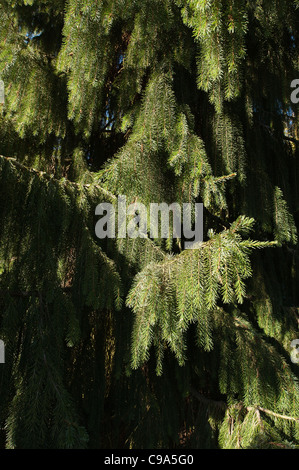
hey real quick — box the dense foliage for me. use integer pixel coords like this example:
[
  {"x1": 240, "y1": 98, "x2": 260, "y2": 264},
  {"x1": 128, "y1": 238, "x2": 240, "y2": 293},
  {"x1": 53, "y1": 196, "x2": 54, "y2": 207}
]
[{"x1": 0, "y1": 0, "x2": 298, "y2": 449}]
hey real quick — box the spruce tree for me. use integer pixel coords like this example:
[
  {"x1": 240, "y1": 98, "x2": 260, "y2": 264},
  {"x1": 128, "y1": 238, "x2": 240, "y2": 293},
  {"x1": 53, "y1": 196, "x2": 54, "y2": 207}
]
[{"x1": 0, "y1": 0, "x2": 298, "y2": 449}]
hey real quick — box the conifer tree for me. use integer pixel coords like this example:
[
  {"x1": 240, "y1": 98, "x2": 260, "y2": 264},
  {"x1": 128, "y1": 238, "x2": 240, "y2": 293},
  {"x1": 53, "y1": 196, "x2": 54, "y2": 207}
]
[{"x1": 0, "y1": 0, "x2": 298, "y2": 449}]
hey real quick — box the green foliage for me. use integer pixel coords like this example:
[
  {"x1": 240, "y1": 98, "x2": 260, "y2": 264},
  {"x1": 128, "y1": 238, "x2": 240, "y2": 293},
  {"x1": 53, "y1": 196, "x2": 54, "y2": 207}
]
[
  {"x1": 127, "y1": 217, "x2": 276, "y2": 373},
  {"x1": 0, "y1": 0, "x2": 298, "y2": 450}
]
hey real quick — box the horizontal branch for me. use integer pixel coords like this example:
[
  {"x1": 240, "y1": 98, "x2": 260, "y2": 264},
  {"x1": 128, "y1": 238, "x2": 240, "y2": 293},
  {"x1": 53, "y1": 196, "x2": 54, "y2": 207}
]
[
  {"x1": 282, "y1": 135, "x2": 299, "y2": 144},
  {"x1": 0, "y1": 155, "x2": 117, "y2": 201},
  {"x1": 246, "y1": 406, "x2": 299, "y2": 423},
  {"x1": 190, "y1": 388, "x2": 227, "y2": 410},
  {"x1": 191, "y1": 388, "x2": 299, "y2": 423},
  {"x1": 203, "y1": 206, "x2": 231, "y2": 230},
  {"x1": 258, "y1": 122, "x2": 299, "y2": 145},
  {"x1": 0, "y1": 287, "x2": 72, "y2": 298}
]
